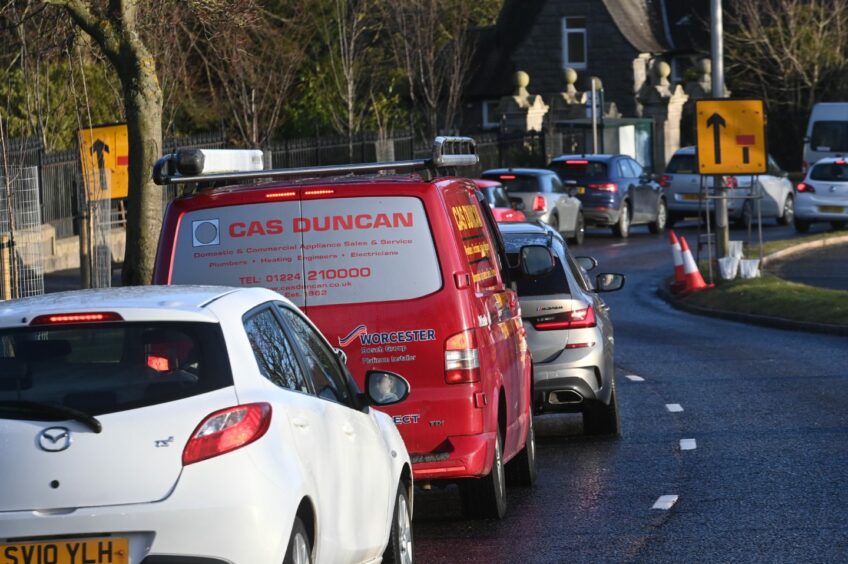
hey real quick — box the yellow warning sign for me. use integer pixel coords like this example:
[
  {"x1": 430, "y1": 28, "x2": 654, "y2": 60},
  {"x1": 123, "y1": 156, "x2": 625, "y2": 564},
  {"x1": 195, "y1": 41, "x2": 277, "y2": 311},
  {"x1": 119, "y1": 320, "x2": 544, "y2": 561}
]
[
  {"x1": 695, "y1": 99, "x2": 767, "y2": 175},
  {"x1": 78, "y1": 123, "x2": 129, "y2": 200}
]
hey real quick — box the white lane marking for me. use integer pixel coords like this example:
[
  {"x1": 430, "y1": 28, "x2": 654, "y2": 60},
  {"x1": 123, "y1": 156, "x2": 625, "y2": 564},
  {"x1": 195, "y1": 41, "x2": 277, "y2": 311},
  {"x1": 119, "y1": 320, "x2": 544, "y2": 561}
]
[
  {"x1": 680, "y1": 439, "x2": 697, "y2": 450},
  {"x1": 611, "y1": 242, "x2": 628, "y2": 247},
  {"x1": 652, "y1": 495, "x2": 679, "y2": 510},
  {"x1": 625, "y1": 374, "x2": 645, "y2": 382},
  {"x1": 666, "y1": 403, "x2": 684, "y2": 412}
]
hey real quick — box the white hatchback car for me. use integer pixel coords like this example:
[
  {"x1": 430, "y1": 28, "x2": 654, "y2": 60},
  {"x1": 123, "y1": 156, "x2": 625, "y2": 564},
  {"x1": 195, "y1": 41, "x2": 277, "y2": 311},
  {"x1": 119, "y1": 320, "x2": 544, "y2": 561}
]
[
  {"x1": 0, "y1": 286, "x2": 413, "y2": 564},
  {"x1": 794, "y1": 157, "x2": 848, "y2": 232}
]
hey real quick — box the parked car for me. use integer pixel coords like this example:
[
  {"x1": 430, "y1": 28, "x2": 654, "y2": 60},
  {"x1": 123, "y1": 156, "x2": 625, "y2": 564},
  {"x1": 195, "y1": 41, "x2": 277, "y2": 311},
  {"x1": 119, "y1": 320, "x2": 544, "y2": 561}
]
[
  {"x1": 802, "y1": 102, "x2": 848, "y2": 174},
  {"x1": 152, "y1": 139, "x2": 535, "y2": 520},
  {"x1": 472, "y1": 179, "x2": 526, "y2": 222},
  {"x1": 499, "y1": 221, "x2": 625, "y2": 436},
  {"x1": 794, "y1": 157, "x2": 848, "y2": 232},
  {"x1": 480, "y1": 168, "x2": 584, "y2": 244},
  {"x1": 548, "y1": 154, "x2": 666, "y2": 238},
  {"x1": 0, "y1": 285, "x2": 413, "y2": 564},
  {"x1": 660, "y1": 146, "x2": 795, "y2": 227}
]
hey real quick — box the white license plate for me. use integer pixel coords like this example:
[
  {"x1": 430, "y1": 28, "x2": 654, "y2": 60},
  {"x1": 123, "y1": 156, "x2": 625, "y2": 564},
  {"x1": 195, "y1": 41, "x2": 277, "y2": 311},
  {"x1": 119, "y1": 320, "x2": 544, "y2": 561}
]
[{"x1": 819, "y1": 205, "x2": 845, "y2": 213}]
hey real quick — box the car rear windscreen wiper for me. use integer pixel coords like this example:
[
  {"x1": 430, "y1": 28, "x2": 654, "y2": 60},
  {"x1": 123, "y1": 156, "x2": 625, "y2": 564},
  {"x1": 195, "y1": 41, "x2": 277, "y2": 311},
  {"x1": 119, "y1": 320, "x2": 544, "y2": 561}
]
[{"x1": 0, "y1": 400, "x2": 103, "y2": 433}]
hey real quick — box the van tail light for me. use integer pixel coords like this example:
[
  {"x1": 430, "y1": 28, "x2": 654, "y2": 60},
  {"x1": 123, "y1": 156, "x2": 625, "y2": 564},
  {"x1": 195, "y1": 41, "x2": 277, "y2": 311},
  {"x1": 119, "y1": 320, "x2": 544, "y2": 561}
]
[
  {"x1": 532, "y1": 195, "x2": 546, "y2": 212},
  {"x1": 589, "y1": 183, "x2": 617, "y2": 192},
  {"x1": 722, "y1": 176, "x2": 738, "y2": 189},
  {"x1": 796, "y1": 182, "x2": 815, "y2": 193},
  {"x1": 445, "y1": 329, "x2": 480, "y2": 384},
  {"x1": 183, "y1": 403, "x2": 272, "y2": 465},
  {"x1": 658, "y1": 175, "x2": 671, "y2": 188},
  {"x1": 531, "y1": 306, "x2": 596, "y2": 330}
]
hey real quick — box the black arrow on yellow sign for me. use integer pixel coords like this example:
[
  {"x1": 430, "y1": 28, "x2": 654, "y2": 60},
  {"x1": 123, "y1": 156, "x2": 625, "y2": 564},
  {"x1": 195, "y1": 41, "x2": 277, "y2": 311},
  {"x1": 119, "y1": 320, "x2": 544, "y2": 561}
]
[{"x1": 706, "y1": 112, "x2": 726, "y2": 164}]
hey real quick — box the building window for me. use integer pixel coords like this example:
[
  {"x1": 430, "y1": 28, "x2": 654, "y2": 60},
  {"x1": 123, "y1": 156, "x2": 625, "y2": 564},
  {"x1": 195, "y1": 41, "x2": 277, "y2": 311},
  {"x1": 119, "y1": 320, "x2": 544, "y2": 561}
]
[
  {"x1": 562, "y1": 17, "x2": 587, "y2": 70},
  {"x1": 482, "y1": 100, "x2": 501, "y2": 129}
]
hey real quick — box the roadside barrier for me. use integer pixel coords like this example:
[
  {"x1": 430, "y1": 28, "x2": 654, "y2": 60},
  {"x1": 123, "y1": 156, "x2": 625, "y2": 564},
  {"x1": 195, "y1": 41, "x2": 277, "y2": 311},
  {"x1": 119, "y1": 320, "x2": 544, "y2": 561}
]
[
  {"x1": 679, "y1": 236, "x2": 714, "y2": 294},
  {"x1": 668, "y1": 230, "x2": 686, "y2": 293}
]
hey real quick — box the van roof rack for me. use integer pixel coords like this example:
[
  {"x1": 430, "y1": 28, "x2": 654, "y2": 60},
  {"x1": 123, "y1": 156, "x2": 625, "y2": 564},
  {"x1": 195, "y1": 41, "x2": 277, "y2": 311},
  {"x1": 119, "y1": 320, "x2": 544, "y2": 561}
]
[{"x1": 152, "y1": 136, "x2": 478, "y2": 186}]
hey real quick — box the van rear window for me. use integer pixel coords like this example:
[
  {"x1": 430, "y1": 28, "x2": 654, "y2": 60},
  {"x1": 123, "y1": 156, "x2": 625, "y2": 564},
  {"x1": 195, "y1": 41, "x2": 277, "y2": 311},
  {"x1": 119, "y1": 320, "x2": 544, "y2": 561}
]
[
  {"x1": 811, "y1": 121, "x2": 848, "y2": 152},
  {"x1": 170, "y1": 197, "x2": 442, "y2": 307}
]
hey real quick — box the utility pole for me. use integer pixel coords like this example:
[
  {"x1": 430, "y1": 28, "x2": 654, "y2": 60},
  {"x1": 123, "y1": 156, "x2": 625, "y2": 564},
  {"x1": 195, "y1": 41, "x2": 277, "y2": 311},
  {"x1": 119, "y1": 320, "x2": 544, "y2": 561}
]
[{"x1": 711, "y1": 0, "x2": 729, "y2": 258}]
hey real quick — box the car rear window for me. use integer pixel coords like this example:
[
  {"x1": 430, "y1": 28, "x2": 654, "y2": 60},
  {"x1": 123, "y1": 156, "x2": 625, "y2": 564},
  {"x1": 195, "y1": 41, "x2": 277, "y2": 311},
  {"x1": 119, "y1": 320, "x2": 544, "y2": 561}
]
[
  {"x1": 0, "y1": 322, "x2": 232, "y2": 416},
  {"x1": 484, "y1": 174, "x2": 543, "y2": 193},
  {"x1": 481, "y1": 185, "x2": 511, "y2": 208},
  {"x1": 810, "y1": 162, "x2": 848, "y2": 181},
  {"x1": 549, "y1": 160, "x2": 608, "y2": 180},
  {"x1": 171, "y1": 196, "x2": 442, "y2": 307},
  {"x1": 502, "y1": 234, "x2": 571, "y2": 296},
  {"x1": 811, "y1": 121, "x2": 848, "y2": 152},
  {"x1": 666, "y1": 154, "x2": 697, "y2": 174}
]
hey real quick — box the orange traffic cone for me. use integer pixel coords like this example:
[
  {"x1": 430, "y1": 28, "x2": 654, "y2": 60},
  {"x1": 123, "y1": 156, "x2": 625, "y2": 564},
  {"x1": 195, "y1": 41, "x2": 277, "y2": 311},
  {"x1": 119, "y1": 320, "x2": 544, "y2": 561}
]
[
  {"x1": 668, "y1": 230, "x2": 686, "y2": 294},
  {"x1": 678, "y1": 236, "x2": 714, "y2": 295}
]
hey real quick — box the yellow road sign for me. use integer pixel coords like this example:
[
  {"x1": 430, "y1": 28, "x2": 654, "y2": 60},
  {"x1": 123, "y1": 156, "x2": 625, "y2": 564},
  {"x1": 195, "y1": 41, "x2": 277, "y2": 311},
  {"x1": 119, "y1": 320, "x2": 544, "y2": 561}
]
[
  {"x1": 695, "y1": 99, "x2": 767, "y2": 175},
  {"x1": 78, "y1": 123, "x2": 129, "y2": 201}
]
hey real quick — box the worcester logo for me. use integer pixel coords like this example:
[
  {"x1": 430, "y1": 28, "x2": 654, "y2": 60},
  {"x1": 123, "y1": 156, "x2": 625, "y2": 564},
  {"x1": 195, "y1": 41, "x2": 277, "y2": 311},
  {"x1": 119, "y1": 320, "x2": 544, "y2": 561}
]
[{"x1": 338, "y1": 325, "x2": 436, "y2": 348}]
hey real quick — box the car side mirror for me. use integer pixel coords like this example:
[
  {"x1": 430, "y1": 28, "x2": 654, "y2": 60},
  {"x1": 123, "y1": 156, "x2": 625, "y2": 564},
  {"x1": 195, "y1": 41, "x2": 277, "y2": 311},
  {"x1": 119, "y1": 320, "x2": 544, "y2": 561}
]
[
  {"x1": 595, "y1": 273, "x2": 625, "y2": 292},
  {"x1": 509, "y1": 196, "x2": 525, "y2": 211},
  {"x1": 575, "y1": 256, "x2": 598, "y2": 271},
  {"x1": 365, "y1": 370, "x2": 410, "y2": 406},
  {"x1": 520, "y1": 245, "x2": 555, "y2": 277}
]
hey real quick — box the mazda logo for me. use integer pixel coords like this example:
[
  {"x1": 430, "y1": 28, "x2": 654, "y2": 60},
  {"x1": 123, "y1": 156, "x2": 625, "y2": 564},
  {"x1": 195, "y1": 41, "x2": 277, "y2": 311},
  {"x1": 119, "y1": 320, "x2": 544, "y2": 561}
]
[{"x1": 38, "y1": 427, "x2": 72, "y2": 452}]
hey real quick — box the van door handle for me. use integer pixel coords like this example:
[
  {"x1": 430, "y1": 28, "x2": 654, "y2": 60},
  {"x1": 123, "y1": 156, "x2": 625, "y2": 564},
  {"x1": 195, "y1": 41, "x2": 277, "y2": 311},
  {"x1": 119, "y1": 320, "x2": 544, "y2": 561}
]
[{"x1": 292, "y1": 417, "x2": 309, "y2": 429}]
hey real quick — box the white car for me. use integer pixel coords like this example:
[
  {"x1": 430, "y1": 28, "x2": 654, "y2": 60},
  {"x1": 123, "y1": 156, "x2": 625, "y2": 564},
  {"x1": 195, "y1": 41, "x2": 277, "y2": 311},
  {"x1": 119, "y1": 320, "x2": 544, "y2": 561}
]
[
  {"x1": 794, "y1": 157, "x2": 848, "y2": 232},
  {"x1": 0, "y1": 286, "x2": 413, "y2": 564}
]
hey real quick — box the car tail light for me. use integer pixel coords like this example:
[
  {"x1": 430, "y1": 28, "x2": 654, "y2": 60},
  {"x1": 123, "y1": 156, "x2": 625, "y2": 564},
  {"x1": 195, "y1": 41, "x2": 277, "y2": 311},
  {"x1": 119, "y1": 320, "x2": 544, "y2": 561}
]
[
  {"x1": 796, "y1": 182, "x2": 815, "y2": 193},
  {"x1": 658, "y1": 175, "x2": 671, "y2": 188},
  {"x1": 532, "y1": 194, "x2": 546, "y2": 212},
  {"x1": 183, "y1": 403, "x2": 272, "y2": 465},
  {"x1": 445, "y1": 329, "x2": 480, "y2": 384},
  {"x1": 837, "y1": 160, "x2": 846, "y2": 165},
  {"x1": 722, "y1": 176, "x2": 738, "y2": 189},
  {"x1": 531, "y1": 306, "x2": 596, "y2": 330},
  {"x1": 30, "y1": 312, "x2": 123, "y2": 325},
  {"x1": 589, "y1": 183, "x2": 617, "y2": 192}
]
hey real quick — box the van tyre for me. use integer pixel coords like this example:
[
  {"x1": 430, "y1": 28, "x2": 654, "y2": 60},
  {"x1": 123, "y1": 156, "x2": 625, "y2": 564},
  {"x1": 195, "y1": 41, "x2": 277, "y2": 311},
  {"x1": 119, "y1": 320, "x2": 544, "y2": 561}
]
[
  {"x1": 612, "y1": 201, "x2": 630, "y2": 238},
  {"x1": 383, "y1": 483, "x2": 414, "y2": 564},
  {"x1": 283, "y1": 517, "x2": 312, "y2": 564},
  {"x1": 505, "y1": 414, "x2": 537, "y2": 487},
  {"x1": 583, "y1": 381, "x2": 621, "y2": 437},
  {"x1": 649, "y1": 199, "x2": 667, "y2": 234},
  {"x1": 778, "y1": 195, "x2": 794, "y2": 225},
  {"x1": 460, "y1": 431, "x2": 507, "y2": 519},
  {"x1": 794, "y1": 217, "x2": 811, "y2": 233},
  {"x1": 570, "y1": 212, "x2": 585, "y2": 245}
]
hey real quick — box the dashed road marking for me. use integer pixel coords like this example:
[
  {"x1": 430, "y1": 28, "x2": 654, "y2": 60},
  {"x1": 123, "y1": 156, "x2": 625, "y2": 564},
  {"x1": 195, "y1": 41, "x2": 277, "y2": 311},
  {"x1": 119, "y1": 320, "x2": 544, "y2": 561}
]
[
  {"x1": 652, "y1": 495, "x2": 679, "y2": 510},
  {"x1": 611, "y1": 242, "x2": 628, "y2": 247},
  {"x1": 625, "y1": 374, "x2": 645, "y2": 382},
  {"x1": 680, "y1": 439, "x2": 697, "y2": 450},
  {"x1": 666, "y1": 403, "x2": 684, "y2": 412}
]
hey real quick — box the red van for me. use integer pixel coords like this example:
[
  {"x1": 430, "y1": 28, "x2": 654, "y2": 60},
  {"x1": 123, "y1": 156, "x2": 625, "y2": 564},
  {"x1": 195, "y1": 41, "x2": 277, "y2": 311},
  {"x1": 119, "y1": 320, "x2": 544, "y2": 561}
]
[{"x1": 152, "y1": 138, "x2": 535, "y2": 518}]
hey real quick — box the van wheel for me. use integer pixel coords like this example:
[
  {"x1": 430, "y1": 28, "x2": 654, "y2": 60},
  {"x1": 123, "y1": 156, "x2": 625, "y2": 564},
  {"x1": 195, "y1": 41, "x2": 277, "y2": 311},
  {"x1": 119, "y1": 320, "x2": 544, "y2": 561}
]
[
  {"x1": 777, "y1": 195, "x2": 794, "y2": 225},
  {"x1": 612, "y1": 201, "x2": 630, "y2": 238},
  {"x1": 583, "y1": 382, "x2": 620, "y2": 437},
  {"x1": 505, "y1": 414, "x2": 537, "y2": 487},
  {"x1": 570, "y1": 212, "x2": 585, "y2": 245},
  {"x1": 382, "y1": 483, "x2": 414, "y2": 564},
  {"x1": 283, "y1": 517, "x2": 312, "y2": 564},
  {"x1": 460, "y1": 431, "x2": 507, "y2": 519},
  {"x1": 649, "y1": 199, "x2": 667, "y2": 234},
  {"x1": 794, "y1": 217, "x2": 811, "y2": 233}
]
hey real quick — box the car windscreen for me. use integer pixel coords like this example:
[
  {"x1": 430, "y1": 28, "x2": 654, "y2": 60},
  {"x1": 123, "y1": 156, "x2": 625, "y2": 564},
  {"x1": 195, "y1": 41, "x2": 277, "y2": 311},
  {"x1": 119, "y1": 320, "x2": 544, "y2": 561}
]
[
  {"x1": 481, "y1": 186, "x2": 511, "y2": 208},
  {"x1": 171, "y1": 196, "x2": 442, "y2": 307},
  {"x1": 548, "y1": 161, "x2": 608, "y2": 180},
  {"x1": 811, "y1": 121, "x2": 848, "y2": 152},
  {"x1": 810, "y1": 162, "x2": 848, "y2": 181},
  {"x1": 0, "y1": 322, "x2": 232, "y2": 416},
  {"x1": 666, "y1": 154, "x2": 697, "y2": 174},
  {"x1": 484, "y1": 174, "x2": 543, "y2": 193}
]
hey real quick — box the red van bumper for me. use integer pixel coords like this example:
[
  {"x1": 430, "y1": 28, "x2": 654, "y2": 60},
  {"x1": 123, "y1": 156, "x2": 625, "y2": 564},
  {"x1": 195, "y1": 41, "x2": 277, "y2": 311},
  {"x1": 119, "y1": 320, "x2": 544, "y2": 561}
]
[{"x1": 411, "y1": 431, "x2": 496, "y2": 480}]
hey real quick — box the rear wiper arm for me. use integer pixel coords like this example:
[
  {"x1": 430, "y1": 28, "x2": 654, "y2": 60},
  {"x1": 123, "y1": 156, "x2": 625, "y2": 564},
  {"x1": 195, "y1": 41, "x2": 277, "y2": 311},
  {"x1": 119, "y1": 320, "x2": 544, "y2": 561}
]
[{"x1": 0, "y1": 400, "x2": 103, "y2": 433}]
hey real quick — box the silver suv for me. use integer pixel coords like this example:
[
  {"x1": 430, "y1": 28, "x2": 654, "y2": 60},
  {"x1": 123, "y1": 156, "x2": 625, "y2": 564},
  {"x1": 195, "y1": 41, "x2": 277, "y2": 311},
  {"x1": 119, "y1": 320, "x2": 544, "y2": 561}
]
[
  {"x1": 500, "y1": 221, "x2": 625, "y2": 436},
  {"x1": 662, "y1": 146, "x2": 795, "y2": 227}
]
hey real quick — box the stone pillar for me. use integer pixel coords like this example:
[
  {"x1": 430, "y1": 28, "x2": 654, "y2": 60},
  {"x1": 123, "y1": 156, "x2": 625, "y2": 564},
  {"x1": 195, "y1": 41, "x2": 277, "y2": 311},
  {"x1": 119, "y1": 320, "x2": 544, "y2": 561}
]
[
  {"x1": 499, "y1": 71, "x2": 549, "y2": 133},
  {"x1": 681, "y1": 58, "x2": 731, "y2": 146},
  {"x1": 548, "y1": 68, "x2": 587, "y2": 122},
  {"x1": 636, "y1": 60, "x2": 689, "y2": 171},
  {"x1": 633, "y1": 53, "x2": 652, "y2": 117}
]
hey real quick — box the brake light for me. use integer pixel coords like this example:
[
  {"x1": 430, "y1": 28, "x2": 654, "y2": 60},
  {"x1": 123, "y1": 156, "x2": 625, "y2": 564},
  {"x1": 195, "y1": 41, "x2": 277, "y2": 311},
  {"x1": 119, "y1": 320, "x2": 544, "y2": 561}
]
[
  {"x1": 304, "y1": 188, "x2": 335, "y2": 197},
  {"x1": 837, "y1": 160, "x2": 846, "y2": 165},
  {"x1": 797, "y1": 182, "x2": 815, "y2": 193},
  {"x1": 566, "y1": 160, "x2": 589, "y2": 165},
  {"x1": 532, "y1": 306, "x2": 596, "y2": 330},
  {"x1": 589, "y1": 183, "x2": 617, "y2": 192},
  {"x1": 499, "y1": 175, "x2": 516, "y2": 180},
  {"x1": 722, "y1": 176, "x2": 738, "y2": 189},
  {"x1": 30, "y1": 312, "x2": 123, "y2": 325},
  {"x1": 183, "y1": 403, "x2": 272, "y2": 465},
  {"x1": 532, "y1": 194, "x2": 546, "y2": 212},
  {"x1": 264, "y1": 191, "x2": 297, "y2": 199},
  {"x1": 445, "y1": 329, "x2": 480, "y2": 384},
  {"x1": 658, "y1": 175, "x2": 671, "y2": 188}
]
